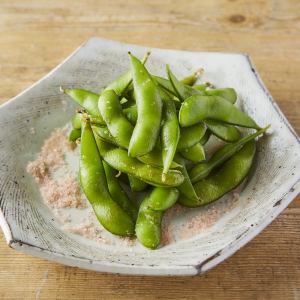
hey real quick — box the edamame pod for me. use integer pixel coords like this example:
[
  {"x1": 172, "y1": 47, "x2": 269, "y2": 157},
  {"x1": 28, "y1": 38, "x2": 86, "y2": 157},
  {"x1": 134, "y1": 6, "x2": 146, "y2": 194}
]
[
  {"x1": 93, "y1": 126, "x2": 179, "y2": 169},
  {"x1": 190, "y1": 126, "x2": 269, "y2": 183},
  {"x1": 181, "y1": 140, "x2": 256, "y2": 207},
  {"x1": 153, "y1": 75, "x2": 176, "y2": 96},
  {"x1": 175, "y1": 156, "x2": 198, "y2": 204},
  {"x1": 121, "y1": 92, "x2": 136, "y2": 108},
  {"x1": 205, "y1": 88, "x2": 237, "y2": 104},
  {"x1": 205, "y1": 119, "x2": 241, "y2": 142},
  {"x1": 69, "y1": 128, "x2": 81, "y2": 142},
  {"x1": 136, "y1": 210, "x2": 162, "y2": 249},
  {"x1": 154, "y1": 69, "x2": 202, "y2": 97},
  {"x1": 138, "y1": 147, "x2": 181, "y2": 169},
  {"x1": 136, "y1": 187, "x2": 179, "y2": 249},
  {"x1": 158, "y1": 86, "x2": 179, "y2": 104},
  {"x1": 180, "y1": 69, "x2": 203, "y2": 86},
  {"x1": 199, "y1": 130, "x2": 211, "y2": 145},
  {"x1": 98, "y1": 89, "x2": 133, "y2": 149},
  {"x1": 161, "y1": 100, "x2": 180, "y2": 174},
  {"x1": 103, "y1": 161, "x2": 138, "y2": 221},
  {"x1": 123, "y1": 105, "x2": 137, "y2": 124},
  {"x1": 95, "y1": 137, "x2": 184, "y2": 187},
  {"x1": 177, "y1": 122, "x2": 206, "y2": 151},
  {"x1": 64, "y1": 89, "x2": 105, "y2": 124},
  {"x1": 80, "y1": 119, "x2": 134, "y2": 236},
  {"x1": 180, "y1": 143, "x2": 206, "y2": 163},
  {"x1": 72, "y1": 112, "x2": 104, "y2": 129},
  {"x1": 92, "y1": 125, "x2": 118, "y2": 146},
  {"x1": 167, "y1": 65, "x2": 202, "y2": 101},
  {"x1": 146, "y1": 187, "x2": 179, "y2": 211},
  {"x1": 179, "y1": 95, "x2": 260, "y2": 129},
  {"x1": 194, "y1": 82, "x2": 211, "y2": 91},
  {"x1": 128, "y1": 175, "x2": 148, "y2": 192},
  {"x1": 72, "y1": 113, "x2": 82, "y2": 129},
  {"x1": 128, "y1": 53, "x2": 162, "y2": 157},
  {"x1": 104, "y1": 52, "x2": 150, "y2": 96}
]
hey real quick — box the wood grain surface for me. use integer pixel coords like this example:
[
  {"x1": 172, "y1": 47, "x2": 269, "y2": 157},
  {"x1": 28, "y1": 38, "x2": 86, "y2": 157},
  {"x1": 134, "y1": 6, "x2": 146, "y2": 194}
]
[{"x1": 0, "y1": 0, "x2": 299, "y2": 299}]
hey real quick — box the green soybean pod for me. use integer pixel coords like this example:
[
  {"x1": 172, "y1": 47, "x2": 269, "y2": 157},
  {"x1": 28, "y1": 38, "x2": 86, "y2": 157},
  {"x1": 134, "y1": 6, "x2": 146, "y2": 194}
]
[
  {"x1": 166, "y1": 65, "x2": 203, "y2": 101},
  {"x1": 177, "y1": 122, "x2": 206, "y2": 151},
  {"x1": 69, "y1": 128, "x2": 81, "y2": 142},
  {"x1": 180, "y1": 69, "x2": 203, "y2": 86},
  {"x1": 180, "y1": 143, "x2": 206, "y2": 163},
  {"x1": 146, "y1": 187, "x2": 179, "y2": 211},
  {"x1": 128, "y1": 175, "x2": 148, "y2": 192},
  {"x1": 103, "y1": 161, "x2": 138, "y2": 221},
  {"x1": 92, "y1": 125, "x2": 118, "y2": 146},
  {"x1": 153, "y1": 73, "x2": 198, "y2": 97},
  {"x1": 194, "y1": 82, "x2": 212, "y2": 91},
  {"x1": 128, "y1": 53, "x2": 162, "y2": 157},
  {"x1": 153, "y1": 75, "x2": 176, "y2": 96},
  {"x1": 123, "y1": 105, "x2": 137, "y2": 125},
  {"x1": 98, "y1": 89, "x2": 133, "y2": 149},
  {"x1": 138, "y1": 147, "x2": 181, "y2": 169},
  {"x1": 182, "y1": 140, "x2": 256, "y2": 207},
  {"x1": 205, "y1": 88, "x2": 237, "y2": 104},
  {"x1": 93, "y1": 126, "x2": 180, "y2": 169},
  {"x1": 175, "y1": 156, "x2": 198, "y2": 204},
  {"x1": 199, "y1": 130, "x2": 211, "y2": 145},
  {"x1": 158, "y1": 85, "x2": 180, "y2": 104},
  {"x1": 179, "y1": 95, "x2": 260, "y2": 129},
  {"x1": 104, "y1": 52, "x2": 150, "y2": 96},
  {"x1": 72, "y1": 113, "x2": 82, "y2": 129},
  {"x1": 95, "y1": 137, "x2": 185, "y2": 187},
  {"x1": 136, "y1": 187, "x2": 179, "y2": 249},
  {"x1": 205, "y1": 119, "x2": 241, "y2": 142},
  {"x1": 121, "y1": 91, "x2": 136, "y2": 108},
  {"x1": 158, "y1": 86, "x2": 182, "y2": 111},
  {"x1": 190, "y1": 126, "x2": 269, "y2": 183},
  {"x1": 80, "y1": 119, "x2": 134, "y2": 236},
  {"x1": 64, "y1": 89, "x2": 105, "y2": 124},
  {"x1": 161, "y1": 100, "x2": 180, "y2": 174},
  {"x1": 72, "y1": 112, "x2": 104, "y2": 129}
]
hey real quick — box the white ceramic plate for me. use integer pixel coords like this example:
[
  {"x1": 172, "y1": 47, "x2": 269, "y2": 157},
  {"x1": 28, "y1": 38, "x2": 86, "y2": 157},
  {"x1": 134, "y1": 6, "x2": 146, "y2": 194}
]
[{"x1": 0, "y1": 37, "x2": 299, "y2": 276}]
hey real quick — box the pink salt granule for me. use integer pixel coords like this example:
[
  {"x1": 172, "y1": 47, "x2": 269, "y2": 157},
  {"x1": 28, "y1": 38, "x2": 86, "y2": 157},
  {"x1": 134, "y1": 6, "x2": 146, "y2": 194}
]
[
  {"x1": 26, "y1": 128, "x2": 70, "y2": 183},
  {"x1": 162, "y1": 193, "x2": 240, "y2": 245},
  {"x1": 26, "y1": 128, "x2": 86, "y2": 209},
  {"x1": 64, "y1": 222, "x2": 109, "y2": 244},
  {"x1": 161, "y1": 204, "x2": 189, "y2": 245},
  {"x1": 40, "y1": 175, "x2": 86, "y2": 209},
  {"x1": 177, "y1": 193, "x2": 240, "y2": 241}
]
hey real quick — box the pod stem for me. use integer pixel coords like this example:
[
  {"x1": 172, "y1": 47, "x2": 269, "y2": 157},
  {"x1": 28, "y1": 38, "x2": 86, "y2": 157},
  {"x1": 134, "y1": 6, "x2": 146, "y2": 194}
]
[{"x1": 194, "y1": 67, "x2": 204, "y2": 78}]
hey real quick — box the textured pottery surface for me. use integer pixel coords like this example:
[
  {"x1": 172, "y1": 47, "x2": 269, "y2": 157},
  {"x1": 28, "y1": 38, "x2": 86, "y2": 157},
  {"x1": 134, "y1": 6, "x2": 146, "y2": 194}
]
[{"x1": 0, "y1": 37, "x2": 299, "y2": 276}]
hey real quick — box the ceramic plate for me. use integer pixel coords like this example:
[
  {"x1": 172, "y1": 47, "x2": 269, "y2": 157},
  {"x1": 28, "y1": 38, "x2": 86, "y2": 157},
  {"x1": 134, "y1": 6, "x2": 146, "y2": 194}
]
[{"x1": 0, "y1": 37, "x2": 299, "y2": 276}]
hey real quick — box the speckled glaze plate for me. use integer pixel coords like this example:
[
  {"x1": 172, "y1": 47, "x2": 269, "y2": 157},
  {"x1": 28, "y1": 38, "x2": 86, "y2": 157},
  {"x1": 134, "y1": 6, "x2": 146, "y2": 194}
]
[{"x1": 0, "y1": 37, "x2": 299, "y2": 276}]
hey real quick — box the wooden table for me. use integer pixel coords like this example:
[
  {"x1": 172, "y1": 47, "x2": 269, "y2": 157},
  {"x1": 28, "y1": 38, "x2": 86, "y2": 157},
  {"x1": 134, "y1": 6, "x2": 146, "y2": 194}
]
[{"x1": 0, "y1": 1, "x2": 299, "y2": 299}]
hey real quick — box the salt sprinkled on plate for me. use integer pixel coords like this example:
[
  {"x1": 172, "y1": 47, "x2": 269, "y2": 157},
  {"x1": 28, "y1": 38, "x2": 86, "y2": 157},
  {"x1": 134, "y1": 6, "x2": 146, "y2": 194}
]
[
  {"x1": 64, "y1": 222, "x2": 109, "y2": 244},
  {"x1": 40, "y1": 175, "x2": 86, "y2": 209},
  {"x1": 27, "y1": 128, "x2": 69, "y2": 183}
]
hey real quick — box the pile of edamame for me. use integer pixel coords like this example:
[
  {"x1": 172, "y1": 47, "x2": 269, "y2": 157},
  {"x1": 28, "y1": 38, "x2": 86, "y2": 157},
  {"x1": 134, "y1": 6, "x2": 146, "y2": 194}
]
[{"x1": 65, "y1": 52, "x2": 269, "y2": 249}]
